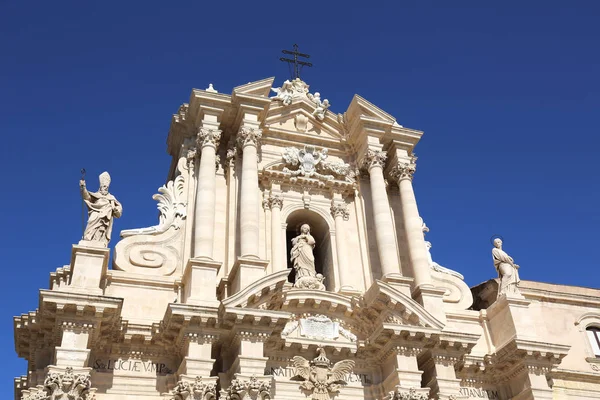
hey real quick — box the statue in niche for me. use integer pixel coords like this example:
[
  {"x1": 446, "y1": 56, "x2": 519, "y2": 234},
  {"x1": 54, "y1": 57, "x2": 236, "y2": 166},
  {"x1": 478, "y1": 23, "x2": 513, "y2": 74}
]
[
  {"x1": 80, "y1": 172, "x2": 122, "y2": 246},
  {"x1": 492, "y1": 238, "x2": 521, "y2": 298},
  {"x1": 291, "y1": 224, "x2": 325, "y2": 290}
]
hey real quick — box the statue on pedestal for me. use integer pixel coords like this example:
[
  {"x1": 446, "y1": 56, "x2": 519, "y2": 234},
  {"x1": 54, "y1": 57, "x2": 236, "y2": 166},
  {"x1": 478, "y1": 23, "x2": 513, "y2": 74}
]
[
  {"x1": 80, "y1": 172, "x2": 122, "y2": 247},
  {"x1": 291, "y1": 224, "x2": 325, "y2": 290},
  {"x1": 492, "y1": 238, "x2": 521, "y2": 298}
]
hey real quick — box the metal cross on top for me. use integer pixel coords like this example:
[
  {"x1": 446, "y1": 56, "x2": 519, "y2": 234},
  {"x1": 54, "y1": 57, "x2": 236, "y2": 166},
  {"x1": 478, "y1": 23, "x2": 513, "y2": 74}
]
[{"x1": 280, "y1": 44, "x2": 313, "y2": 80}]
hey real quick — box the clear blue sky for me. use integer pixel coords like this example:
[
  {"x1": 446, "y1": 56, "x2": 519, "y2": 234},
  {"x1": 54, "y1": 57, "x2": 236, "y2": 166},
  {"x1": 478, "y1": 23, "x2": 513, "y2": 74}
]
[{"x1": 2, "y1": 0, "x2": 599, "y2": 390}]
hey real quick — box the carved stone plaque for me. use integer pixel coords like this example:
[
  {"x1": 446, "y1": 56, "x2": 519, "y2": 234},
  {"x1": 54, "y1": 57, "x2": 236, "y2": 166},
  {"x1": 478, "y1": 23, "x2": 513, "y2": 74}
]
[{"x1": 299, "y1": 315, "x2": 339, "y2": 339}]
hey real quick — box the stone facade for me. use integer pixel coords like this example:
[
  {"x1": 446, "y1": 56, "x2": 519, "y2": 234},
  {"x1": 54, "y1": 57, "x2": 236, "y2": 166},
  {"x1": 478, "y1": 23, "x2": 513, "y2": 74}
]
[{"x1": 13, "y1": 77, "x2": 600, "y2": 400}]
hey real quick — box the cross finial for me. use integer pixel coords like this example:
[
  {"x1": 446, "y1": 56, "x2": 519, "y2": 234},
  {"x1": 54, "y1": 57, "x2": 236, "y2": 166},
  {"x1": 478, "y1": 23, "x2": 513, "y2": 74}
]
[{"x1": 280, "y1": 44, "x2": 313, "y2": 80}]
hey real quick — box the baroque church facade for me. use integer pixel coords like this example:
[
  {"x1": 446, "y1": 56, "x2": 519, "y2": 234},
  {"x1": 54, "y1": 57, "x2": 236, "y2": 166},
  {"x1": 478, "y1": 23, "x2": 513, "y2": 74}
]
[{"x1": 13, "y1": 77, "x2": 600, "y2": 400}]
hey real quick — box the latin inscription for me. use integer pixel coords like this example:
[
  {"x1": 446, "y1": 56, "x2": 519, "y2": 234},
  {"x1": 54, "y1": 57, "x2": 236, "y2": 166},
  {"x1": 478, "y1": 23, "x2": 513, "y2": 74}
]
[
  {"x1": 459, "y1": 388, "x2": 499, "y2": 399},
  {"x1": 93, "y1": 359, "x2": 173, "y2": 375},
  {"x1": 265, "y1": 367, "x2": 371, "y2": 385}
]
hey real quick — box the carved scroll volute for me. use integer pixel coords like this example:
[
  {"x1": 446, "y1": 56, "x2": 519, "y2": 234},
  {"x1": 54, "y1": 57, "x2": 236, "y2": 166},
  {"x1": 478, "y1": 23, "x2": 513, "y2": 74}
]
[{"x1": 113, "y1": 157, "x2": 190, "y2": 276}]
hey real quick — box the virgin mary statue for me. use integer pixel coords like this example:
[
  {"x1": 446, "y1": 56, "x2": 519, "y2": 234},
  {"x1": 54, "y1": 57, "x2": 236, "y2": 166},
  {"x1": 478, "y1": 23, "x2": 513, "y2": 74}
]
[{"x1": 290, "y1": 224, "x2": 317, "y2": 279}]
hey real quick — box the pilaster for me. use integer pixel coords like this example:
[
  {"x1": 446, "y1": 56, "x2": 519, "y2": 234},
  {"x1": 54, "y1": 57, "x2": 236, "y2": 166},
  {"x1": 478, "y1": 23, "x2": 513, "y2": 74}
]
[
  {"x1": 177, "y1": 332, "x2": 220, "y2": 379},
  {"x1": 230, "y1": 257, "x2": 269, "y2": 294}
]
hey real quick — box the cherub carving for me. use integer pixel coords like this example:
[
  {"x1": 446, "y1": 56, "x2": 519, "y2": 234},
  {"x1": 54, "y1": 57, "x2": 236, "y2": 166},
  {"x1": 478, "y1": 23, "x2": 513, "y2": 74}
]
[
  {"x1": 292, "y1": 347, "x2": 355, "y2": 400},
  {"x1": 307, "y1": 92, "x2": 330, "y2": 121},
  {"x1": 271, "y1": 80, "x2": 294, "y2": 106}
]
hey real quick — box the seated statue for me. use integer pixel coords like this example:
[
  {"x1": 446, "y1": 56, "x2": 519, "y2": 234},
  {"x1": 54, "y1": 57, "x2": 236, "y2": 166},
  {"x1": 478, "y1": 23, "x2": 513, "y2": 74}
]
[{"x1": 290, "y1": 224, "x2": 325, "y2": 290}]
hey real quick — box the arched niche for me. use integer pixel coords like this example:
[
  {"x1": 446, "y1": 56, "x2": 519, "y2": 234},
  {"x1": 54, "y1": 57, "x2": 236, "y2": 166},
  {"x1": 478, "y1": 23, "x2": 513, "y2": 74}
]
[{"x1": 285, "y1": 209, "x2": 334, "y2": 291}]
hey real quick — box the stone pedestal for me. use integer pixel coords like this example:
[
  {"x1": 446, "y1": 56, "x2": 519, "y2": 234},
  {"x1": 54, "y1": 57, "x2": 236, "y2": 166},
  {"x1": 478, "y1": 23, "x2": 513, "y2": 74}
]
[
  {"x1": 486, "y1": 294, "x2": 534, "y2": 347},
  {"x1": 177, "y1": 333, "x2": 219, "y2": 378},
  {"x1": 381, "y1": 275, "x2": 414, "y2": 298},
  {"x1": 382, "y1": 346, "x2": 424, "y2": 393},
  {"x1": 412, "y1": 285, "x2": 447, "y2": 325},
  {"x1": 69, "y1": 242, "x2": 109, "y2": 295},
  {"x1": 230, "y1": 257, "x2": 269, "y2": 294},
  {"x1": 182, "y1": 258, "x2": 222, "y2": 306}
]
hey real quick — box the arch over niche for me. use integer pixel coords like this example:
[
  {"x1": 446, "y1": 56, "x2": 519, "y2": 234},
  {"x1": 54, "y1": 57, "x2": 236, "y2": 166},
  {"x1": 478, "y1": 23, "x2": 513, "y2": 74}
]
[{"x1": 284, "y1": 208, "x2": 334, "y2": 291}]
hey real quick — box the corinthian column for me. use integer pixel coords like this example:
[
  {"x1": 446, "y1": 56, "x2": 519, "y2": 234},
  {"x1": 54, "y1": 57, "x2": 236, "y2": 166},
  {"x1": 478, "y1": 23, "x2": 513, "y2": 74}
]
[
  {"x1": 331, "y1": 202, "x2": 354, "y2": 292},
  {"x1": 362, "y1": 149, "x2": 401, "y2": 278},
  {"x1": 237, "y1": 127, "x2": 262, "y2": 258},
  {"x1": 268, "y1": 194, "x2": 284, "y2": 271},
  {"x1": 193, "y1": 127, "x2": 221, "y2": 259},
  {"x1": 391, "y1": 160, "x2": 432, "y2": 288}
]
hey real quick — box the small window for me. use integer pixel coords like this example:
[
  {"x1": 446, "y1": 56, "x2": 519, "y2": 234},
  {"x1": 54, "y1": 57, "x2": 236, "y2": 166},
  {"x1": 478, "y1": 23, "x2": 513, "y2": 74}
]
[{"x1": 587, "y1": 327, "x2": 600, "y2": 358}]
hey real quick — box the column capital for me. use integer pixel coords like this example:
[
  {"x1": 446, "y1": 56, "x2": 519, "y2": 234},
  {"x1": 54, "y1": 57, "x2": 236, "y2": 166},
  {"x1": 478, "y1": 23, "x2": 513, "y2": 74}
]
[
  {"x1": 390, "y1": 159, "x2": 417, "y2": 182},
  {"x1": 197, "y1": 127, "x2": 222, "y2": 149},
  {"x1": 330, "y1": 202, "x2": 349, "y2": 220},
  {"x1": 237, "y1": 127, "x2": 262, "y2": 149},
  {"x1": 361, "y1": 149, "x2": 387, "y2": 171},
  {"x1": 268, "y1": 194, "x2": 283, "y2": 210}
]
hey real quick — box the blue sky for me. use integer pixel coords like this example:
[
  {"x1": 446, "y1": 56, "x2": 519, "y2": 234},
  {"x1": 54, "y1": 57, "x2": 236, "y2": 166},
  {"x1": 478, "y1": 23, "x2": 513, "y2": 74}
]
[{"x1": 2, "y1": 0, "x2": 599, "y2": 390}]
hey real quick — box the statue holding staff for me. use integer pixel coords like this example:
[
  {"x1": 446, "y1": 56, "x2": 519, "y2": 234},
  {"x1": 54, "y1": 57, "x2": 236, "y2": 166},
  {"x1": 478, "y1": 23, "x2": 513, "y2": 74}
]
[{"x1": 80, "y1": 172, "x2": 122, "y2": 246}]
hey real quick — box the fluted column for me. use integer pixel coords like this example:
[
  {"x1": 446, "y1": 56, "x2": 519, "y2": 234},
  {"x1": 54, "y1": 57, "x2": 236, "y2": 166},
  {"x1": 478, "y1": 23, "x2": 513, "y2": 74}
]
[
  {"x1": 268, "y1": 194, "x2": 284, "y2": 271},
  {"x1": 331, "y1": 202, "x2": 354, "y2": 291},
  {"x1": 363, "y1": 149, "x2": 401, "y2": 278},
  {"x1": 237, "y1": 127, "x2": 262, "y2": 258},
  {"x1": 193, "y1": 127, "x2": 221, "y2": 259},
  {"x1": 391, "y1": 160, "x2": 432, "y2": 288}
]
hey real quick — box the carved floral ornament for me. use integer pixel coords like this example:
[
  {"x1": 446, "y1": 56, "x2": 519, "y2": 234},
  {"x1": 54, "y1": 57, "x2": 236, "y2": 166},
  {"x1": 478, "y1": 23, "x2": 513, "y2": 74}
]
[
  {"x1": 330, "y1": 202, "x2": 349, "y2": 220},
  {"x1": 171, "y1": 376, "x2": 216, "y2": 400},
  {"x1": 221, "y1": 376, "x2": 271, "y2": 400},
  {"x1": 237, "y1": 127, "x2": 263, "y2": 148},
  {"x1": 386, "y1": 387, "x2": 431, "y2": 400},
  {"x1": 196, "y1": 127, "x2": 222, "y2": 149},
  {"x1": 361, "y1": 149, "x2": 387, "y2": 171},
  {"x1": 390, "y1": 161, "x2": 417, "y2": 182},
  {"x1": 22, "y1": 368, "x2": 94, "y2": 400}
]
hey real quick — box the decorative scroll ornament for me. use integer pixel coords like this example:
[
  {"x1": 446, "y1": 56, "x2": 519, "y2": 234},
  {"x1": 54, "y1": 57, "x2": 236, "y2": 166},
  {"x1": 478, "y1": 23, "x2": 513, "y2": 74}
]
[
  {"x1": 292, "y1": 347, "x2": 355, "y2": 400},
  {"x1": 330, "y1": 203, "x2": 349, "y2": 220},
  {"x1": 271, "y1": 79, "x2": 309, "y2": 106},
  {"x1": 386, "y1": 387, "x2": 430, "y2": 400},
  {"x1": 361, "y1": 149, "x2": 387, "y2": 170},
  {"x1": 222, "y1": 376, "x2": 271, "y2": 400},
  {"x1": 44, "y1": 368, "x2": 93, "y2": 400},
  {"x1": 237, "y1": 127, "x2": 263, "y2": 148},
  {"x1": 171, "y1": 376, "x2": 216, "y2": 400},
  {"x1": 114, "y1": 157, "x2": 188, "y2": 276},
  {"x1": 282, "y1": 145, "x2": 353, "y2": 182},
  {"x1": 307, "y1": 92, "x2": 330, "y2": 121},
  {"x1": 422, "y1": 219, "x2": 464, "y2": 280},
  {"x1": 197, "y1": 127, "x2": 222, "y2": 148}
]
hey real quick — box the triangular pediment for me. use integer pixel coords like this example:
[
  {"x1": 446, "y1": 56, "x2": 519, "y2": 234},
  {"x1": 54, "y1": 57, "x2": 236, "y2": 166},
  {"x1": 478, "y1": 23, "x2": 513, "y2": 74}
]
[
  {"x1": 348, "y1": 94, "x2": 396, "y2": 123},
  {"x1": 263, "y1": 101, "x2": 345, "y2": 146},
  {"x1": 232, "y1": 77, "x2": 275, "y2": 97}
]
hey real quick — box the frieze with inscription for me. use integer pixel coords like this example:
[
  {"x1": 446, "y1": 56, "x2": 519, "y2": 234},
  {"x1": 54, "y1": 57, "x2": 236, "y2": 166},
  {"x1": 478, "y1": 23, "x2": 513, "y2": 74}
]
[
  {"x1": 265, "y1": 367, "x2": 371, "y2": 385},
  {"x1": 459, "y1": 387, "x2": 500, "y2": 399},
  {"x1": 93, "y1": 358, "x2": 174, "y2": 375}
]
